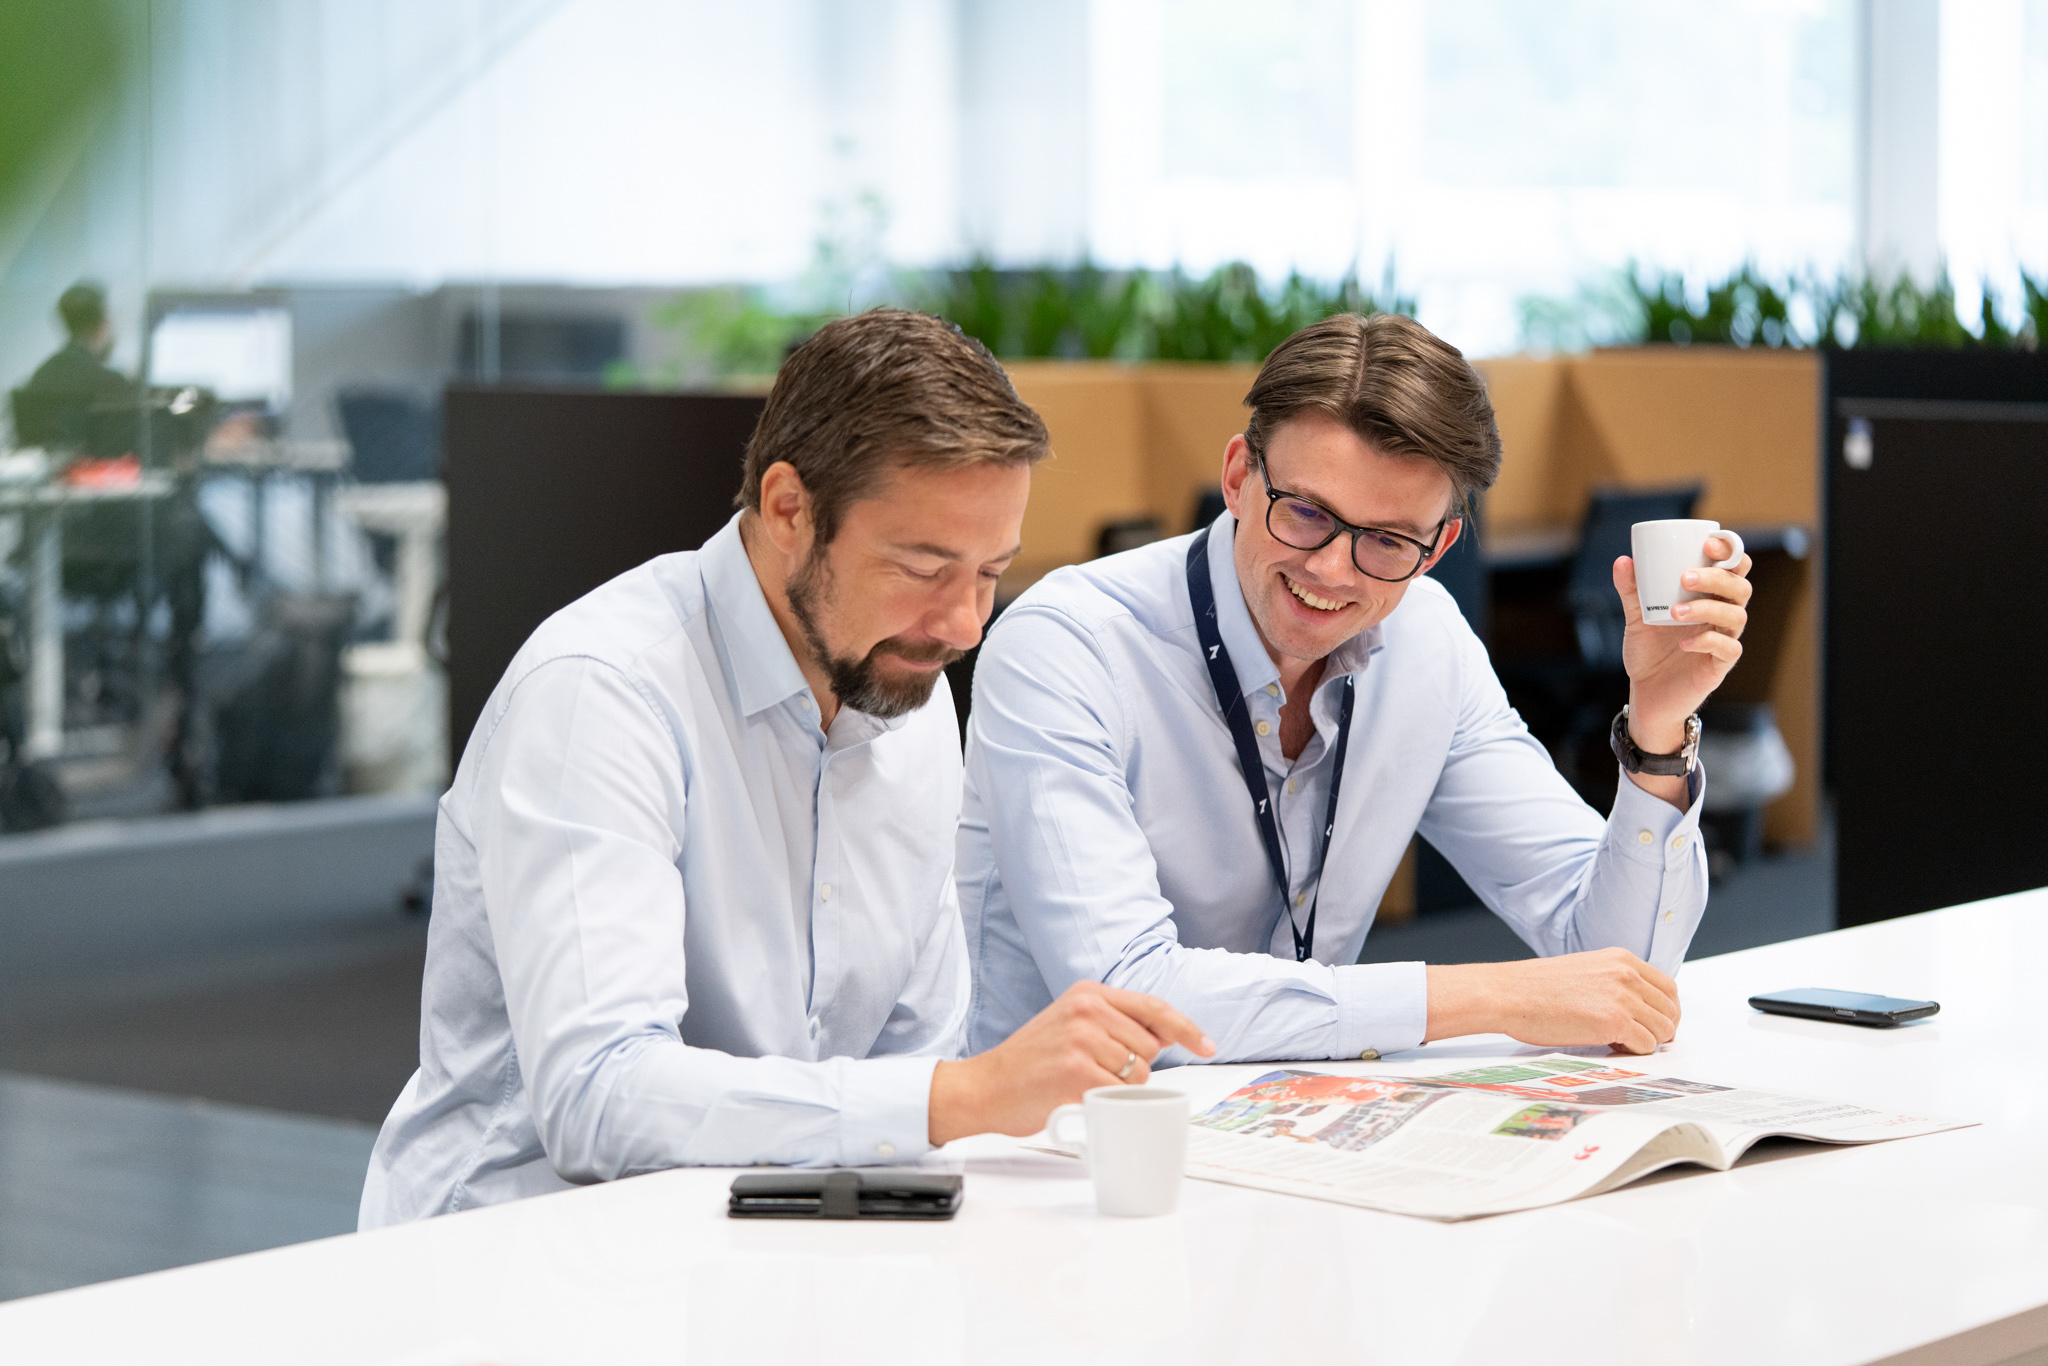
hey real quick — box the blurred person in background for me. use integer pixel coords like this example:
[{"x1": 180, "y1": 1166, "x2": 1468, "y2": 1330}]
[
  {"x1": 10, "y1": 282, "x2": 224, "y2": 811},
  {"x1": 14, "y1": 282, "x2": 130, "y2": 452},
  {"x1": 961, "y1": 312, "x2": 1753, "y2": 1068},
  {"x1": 360, "y1": 310, "x2": 1210, "y2": 1227}
]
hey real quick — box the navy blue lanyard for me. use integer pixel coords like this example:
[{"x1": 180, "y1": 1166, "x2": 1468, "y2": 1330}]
[{"x1": 1185, "y1": 527, "x2": 1354, "y2": 963}]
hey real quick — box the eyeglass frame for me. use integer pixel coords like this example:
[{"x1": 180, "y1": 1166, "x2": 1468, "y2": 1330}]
[{"x1": 1250, "y1": 455, "x2": 1454, "y2": 583}]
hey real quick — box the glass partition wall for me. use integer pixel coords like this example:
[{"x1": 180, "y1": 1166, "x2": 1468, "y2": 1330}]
[{"x1": 6, "y1": 0, "x2": 2047, "y2": 835}]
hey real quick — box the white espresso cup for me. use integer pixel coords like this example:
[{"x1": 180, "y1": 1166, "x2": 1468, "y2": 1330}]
[
  {"x1": 1630, "y1": 520, "x2": 1744, "y2": 625},
  {"x1": 1046, "y1": 1086, "x2": 1188, "y2": 1217}
]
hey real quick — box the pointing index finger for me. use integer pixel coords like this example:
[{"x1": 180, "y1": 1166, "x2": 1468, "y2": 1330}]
[{"x1": 1100, "y1": 985, "x2": 1217, "y2": 1058}]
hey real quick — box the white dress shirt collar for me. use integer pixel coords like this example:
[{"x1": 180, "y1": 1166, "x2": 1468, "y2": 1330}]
[
  {"x1": 698, "y1": 516, "x2": 812, "y2": 717},
  {"x1": 697, "y1": 514, "x2": 910, "y2": 744}
]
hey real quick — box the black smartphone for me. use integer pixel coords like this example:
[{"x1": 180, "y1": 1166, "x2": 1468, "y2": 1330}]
[
  {"x1": 1748, "y1": 988, "x2": 1939, "y2": 1027},
  {"x1": 728, "y1": 1169, "x2": 964, "y2": 1220}
]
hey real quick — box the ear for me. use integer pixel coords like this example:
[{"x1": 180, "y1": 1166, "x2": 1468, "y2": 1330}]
[
  {"x1": 1420, "y1": 518, "x2": 1463, "y2": 571},
  {"x1": 1220, "y1": 435, "x2": 1256, "y2": 520},
  {"x1": 755, "y1": 461, "x2": 814, "y2": 561}
]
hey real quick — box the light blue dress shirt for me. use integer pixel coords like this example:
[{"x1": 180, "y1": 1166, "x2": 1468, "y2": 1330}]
[
  {"x1": 958, "y1": 513, "x2": 1707, "y2": 1063},
  {"x1": 361, "y1": 516, "x2": 967, "y2": 1227}
]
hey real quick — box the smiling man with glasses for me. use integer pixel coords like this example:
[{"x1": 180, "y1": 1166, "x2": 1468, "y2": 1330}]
[{"x1": 958, "y1": 311, "x2": 1752, "y2": 1065}]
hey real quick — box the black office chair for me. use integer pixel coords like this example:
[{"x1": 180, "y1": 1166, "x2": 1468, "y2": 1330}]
[
  {"x1": 1425, "y1": 496, "x2": 1487, "y2": 639},
  {"x1": 336, "y1": 388, "x2": 441, "y2": 483},
  {"x1": 1565, "y1": 485, "x2": 1702, "y2": 670},
  {"x1": 1502, "y1": 484, "x2": 1701, "y2": 803}
]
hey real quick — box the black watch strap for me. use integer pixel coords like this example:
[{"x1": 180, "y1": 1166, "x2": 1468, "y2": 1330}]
[{"x1": 1610, "y1": 706, "x2": 1700, "y2": 777}]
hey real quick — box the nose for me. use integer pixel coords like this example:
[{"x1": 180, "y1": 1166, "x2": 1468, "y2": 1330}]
[
  {"x1": 1304, "y1": 534, "x2": 1356, "y2": 586},
  {"x1": 930, "y1": 574, "x2": 986, "y2": 652}
]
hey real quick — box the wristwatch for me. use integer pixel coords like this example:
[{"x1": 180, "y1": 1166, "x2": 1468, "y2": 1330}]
[{"x1": 1609, "y1": 706, "x2": 1701, "y2": 778}]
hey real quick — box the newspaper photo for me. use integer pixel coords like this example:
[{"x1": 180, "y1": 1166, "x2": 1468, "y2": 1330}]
[{"x1": 1173, "y1": 1054, "x2": 1973, "y2": 1220}]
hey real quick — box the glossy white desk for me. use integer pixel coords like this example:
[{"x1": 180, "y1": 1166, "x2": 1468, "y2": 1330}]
[{"x1": 4, "y1": 890, "x2": 2045, "y2": 1366}]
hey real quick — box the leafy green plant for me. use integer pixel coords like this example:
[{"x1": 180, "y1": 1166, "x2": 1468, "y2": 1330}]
[
  {"x1": 1626, "y1": 264, "x2": 1794, "y2": 347},
  {"x1": 924, "y1": 260, "x2": 1411, "y2": 364},
  {"x1": 1815, "y1": 270, "x2": 1976, "y2": 349},
  {"x1": 1532, "y1": 263, "x2": 2043, "y2": 353},
  {"x1": 619, "y1": 287, "x2": 828, "y2": 387},
  {"x1": 926, "y1": 260, "x2": 1152, "y2": 360}
]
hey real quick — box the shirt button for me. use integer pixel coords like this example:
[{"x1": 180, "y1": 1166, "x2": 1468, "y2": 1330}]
[
  {"x1": 1637, "y1": 830, "x2": 1653, "y2": 844},
  {"x1": 798, "y1": 696, "x2": 812, "y2": 709},
  {"x1": 1294, "y1": 891, "x2": 1307, "y2": 907},
  {"x1": 1663, "y1": 910, "x2": 1674, "y2": 923},
  {"x1": 875, "y1": 1142, "x2": 895, "y2": 1158},
  {"x1": 1255, "y1": 720, "x2": 1271, "y2": 737},
  {"x1": 1288, "y1": 777, "x2": 1298, "y2": 794},
  {"x1": 820, "y1": 883, "x2": 833, "y2": 900},
  {"x1": 1669, "y1": 835, "x2": 1686, "y2": 851},
  {"x1": 1265, "y1": 683, "x2": 1280, "y2": 697}
]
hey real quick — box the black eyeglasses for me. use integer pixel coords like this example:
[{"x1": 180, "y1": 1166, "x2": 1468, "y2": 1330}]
[{"x1": 1255, "y1": 461, "x2": 1449, "y2": 583}]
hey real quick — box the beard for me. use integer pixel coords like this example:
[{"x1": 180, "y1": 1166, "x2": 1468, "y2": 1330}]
[{"x1": 786, "y1": 547, "x2": 964, "y2": 720}]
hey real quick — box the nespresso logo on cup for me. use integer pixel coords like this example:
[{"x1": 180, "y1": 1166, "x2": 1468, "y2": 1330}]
[{"x1": 1644, "y1": 604, "x2": 1669, "y2": 613}]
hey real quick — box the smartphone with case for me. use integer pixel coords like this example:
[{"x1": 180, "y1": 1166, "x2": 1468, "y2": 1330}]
[
  {"x1": 1749, "y1": 988, "x2": 1939, "y2": 1027},
  {"x1": 727, "y1": 1169, "x2": 963, "y2": 1220}
]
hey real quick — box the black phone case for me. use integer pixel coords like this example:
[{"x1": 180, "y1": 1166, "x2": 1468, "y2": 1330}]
[
  {"x1": 728, "y1": 1169, "x2": 964, "y2": 1220},
  {"x1": 1748, "y1": 994, "x2": 1939, "y2": 1027}
]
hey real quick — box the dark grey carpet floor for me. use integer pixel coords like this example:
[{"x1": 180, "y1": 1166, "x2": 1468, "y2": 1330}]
[
  {"x1": 0, "y1": 1072, "x2": 376, "y2": 1302},
  {"x1": 1360, "y1": 831, "x2": 1835, "y2": 966}
]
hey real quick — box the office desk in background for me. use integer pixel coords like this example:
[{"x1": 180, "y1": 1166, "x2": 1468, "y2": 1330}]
[
  {"x1": 0, "y1": 472, "x2": 178, "y2": 760},
  {"x1": 1479, "y1": 520, "x2": 1811, "y2": 571},
  {"x1": 1, "y1": 889, "x2": 2042, "y2": 1366}
]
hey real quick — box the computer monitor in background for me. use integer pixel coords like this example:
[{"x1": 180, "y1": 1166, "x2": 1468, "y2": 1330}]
[{"x1": 148, "y1": 306, "x2": 293, "y2": 415}]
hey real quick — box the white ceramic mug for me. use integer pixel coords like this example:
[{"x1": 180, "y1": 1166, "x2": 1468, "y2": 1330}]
[
  {"x1": 1046, "y1": 1085, "x2": 1188, "y2": 1217},
  {"x1": 1630, "y1": 520, "x2": 1744, "y2": 625}
]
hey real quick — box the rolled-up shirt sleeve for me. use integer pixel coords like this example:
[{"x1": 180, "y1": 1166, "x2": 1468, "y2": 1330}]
[
  {"x1": 969, "y1": 606, "x2": 1424, "y2": 1063},
  {"x1": 473, "y1": 657, "x2": 936, "y2": 1179}
]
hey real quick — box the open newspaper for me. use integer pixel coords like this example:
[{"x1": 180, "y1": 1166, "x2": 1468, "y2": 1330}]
[{"x1": 1168, "y1": 1054, "x2": 1973, "y2": 1220}]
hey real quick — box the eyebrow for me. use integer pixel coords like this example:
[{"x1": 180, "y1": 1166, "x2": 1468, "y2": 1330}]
[
  {"x1": 1289, "y1": 490, "x2": 1439, "y2": 539},
  {"x1": 892, "y1": 541, "x2": 1024, "y2": 564},
  {"x1": 1261, "y1": 463, "x2": 1444, "y2": 539}
]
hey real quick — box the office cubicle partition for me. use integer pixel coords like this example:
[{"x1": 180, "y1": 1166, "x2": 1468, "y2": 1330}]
[
  {"x1": 1824, "y1": 352, "x2": 2048, "y2": 926},
  {"x1": 442, "y1": 386, "x2": 766, "y2": 769}
]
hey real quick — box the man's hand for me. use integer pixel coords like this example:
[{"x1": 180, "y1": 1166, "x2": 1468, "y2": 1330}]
[
  {"x1": 1424, "y1": 948, "x2": 1681, "y2": 1055},
  {"x1": 1613, "y1": 535, "x2": 1753, "y2": 808},
  {"x1": 927, "y1": 982, "x2": 1215, "y2": 1146}
]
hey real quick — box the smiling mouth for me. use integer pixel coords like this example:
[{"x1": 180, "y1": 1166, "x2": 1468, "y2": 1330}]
[{"x1": 1282, "y1": 572, "x2": 1347, "y2": 613}]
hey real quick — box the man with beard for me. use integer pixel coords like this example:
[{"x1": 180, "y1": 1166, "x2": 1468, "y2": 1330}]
[{"x1": 362, "y1": 310, "x2": 1210, "y2": 1226}]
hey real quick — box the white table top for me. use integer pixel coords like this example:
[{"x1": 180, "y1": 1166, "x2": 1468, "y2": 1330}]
[{"x1": 5, "y1": 889, "x2": 2046, "y2": 1366}]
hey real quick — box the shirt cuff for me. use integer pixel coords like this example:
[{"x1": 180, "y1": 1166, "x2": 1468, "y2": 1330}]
[
  {"x1": 1332, "y1": 960, "x2": 1428, "y2": 1057},
  {"x1": 836, "y1": 1055, "x2": 941, "y2": 1165},
  {"x1": 1607, "y1": 760, "x2": 1705, "y2": 870}
]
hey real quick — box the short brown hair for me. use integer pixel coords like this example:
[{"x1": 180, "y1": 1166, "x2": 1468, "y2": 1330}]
[
  {"x1": 1243, "y1": 313, "x2": 1501, "y2": 517},
  {"x1": 738, "y1": 308, "x2": 1050, "y2": 545}
]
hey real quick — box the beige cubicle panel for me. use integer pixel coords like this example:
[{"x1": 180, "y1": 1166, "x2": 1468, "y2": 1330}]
[
  {"x1": 1478, "y1": 349, "x2": 1820, "y2": 848},
  {"x1": 1005, "y1": 350, "x2": 1821, "y2": 850},
  {"x1": 1135, "y1": 363, "x2": 1263, "y2": 532},
  {"x1": 1002, "y1": 363, "x2": 1153, "y2": 570},
  {"x1": 1004, "y1": 362, "x2": 1259, "y2": 570}
]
